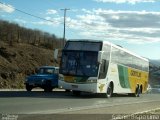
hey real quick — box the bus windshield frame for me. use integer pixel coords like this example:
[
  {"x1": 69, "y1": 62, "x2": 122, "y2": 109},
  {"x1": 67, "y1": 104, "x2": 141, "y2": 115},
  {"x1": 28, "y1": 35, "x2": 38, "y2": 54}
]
[{"x1": 60, "y1": 50, "x2": 99, "y2": 77}]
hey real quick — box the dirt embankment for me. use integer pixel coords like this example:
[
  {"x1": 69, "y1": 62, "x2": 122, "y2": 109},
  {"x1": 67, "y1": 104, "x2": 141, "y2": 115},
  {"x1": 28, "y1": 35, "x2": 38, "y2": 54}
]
[{"x1": 0, "y1": 41, "x2": 59, "y2": 88}]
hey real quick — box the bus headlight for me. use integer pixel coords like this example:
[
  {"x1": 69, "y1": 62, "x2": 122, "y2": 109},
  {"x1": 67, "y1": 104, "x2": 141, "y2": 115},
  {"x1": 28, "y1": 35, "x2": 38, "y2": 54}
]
[
  {"x1": 59, "y1": 74, "x2": 64, "y2": 81},
  {"x1": 87, "y1": 79, "x2": 97, "y2": 83}
]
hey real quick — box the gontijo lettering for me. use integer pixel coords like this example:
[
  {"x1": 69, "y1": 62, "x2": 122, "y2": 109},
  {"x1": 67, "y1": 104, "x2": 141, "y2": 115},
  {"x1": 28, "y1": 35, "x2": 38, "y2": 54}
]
[{"x1": 130, "y1": 70, "x2": 141, "y2": 77}]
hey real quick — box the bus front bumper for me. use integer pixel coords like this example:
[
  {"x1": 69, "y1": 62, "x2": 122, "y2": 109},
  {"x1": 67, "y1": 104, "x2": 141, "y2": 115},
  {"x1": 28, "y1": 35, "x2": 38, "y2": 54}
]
[{"x1": 58, "y1": 80, "x2": 98, "y2": 93}]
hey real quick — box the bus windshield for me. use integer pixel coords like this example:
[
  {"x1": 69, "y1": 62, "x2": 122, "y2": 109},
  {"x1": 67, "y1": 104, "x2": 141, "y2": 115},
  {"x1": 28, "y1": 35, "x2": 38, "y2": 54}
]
[{"x1": 60, "y1": 51, "x2": 99, "y2": 77}]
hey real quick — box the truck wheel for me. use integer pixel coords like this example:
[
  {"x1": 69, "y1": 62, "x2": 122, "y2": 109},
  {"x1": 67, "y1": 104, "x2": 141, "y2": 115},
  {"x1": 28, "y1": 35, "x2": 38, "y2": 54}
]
[
  {"x1": 44, "y1": 88, "x2": 52, "y2": 92},
  {"x1": 44, "y1": 81, "x2": 52, "y2": 92},
  {"x1": 26, "y1": 84, "x2": 32, "y2": 91}
]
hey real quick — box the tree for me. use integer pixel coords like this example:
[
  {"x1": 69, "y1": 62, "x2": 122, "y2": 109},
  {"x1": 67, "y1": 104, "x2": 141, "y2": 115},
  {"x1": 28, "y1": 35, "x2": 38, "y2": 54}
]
[{"x1": 0, "y1": 19, "x2": 62, "y2": 49}]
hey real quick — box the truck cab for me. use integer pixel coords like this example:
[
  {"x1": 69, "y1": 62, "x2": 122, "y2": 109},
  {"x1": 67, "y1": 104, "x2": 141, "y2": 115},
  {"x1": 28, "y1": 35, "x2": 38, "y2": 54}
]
[{"x1": 25, "y1": 66, "x2": 59, "y2": 92}]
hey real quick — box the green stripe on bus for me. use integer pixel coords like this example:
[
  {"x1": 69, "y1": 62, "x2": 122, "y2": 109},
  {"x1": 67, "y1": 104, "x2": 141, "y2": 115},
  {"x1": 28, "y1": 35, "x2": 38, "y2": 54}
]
[{"x1": 118, "y1": 65, "x2": 130, "y2": 88}]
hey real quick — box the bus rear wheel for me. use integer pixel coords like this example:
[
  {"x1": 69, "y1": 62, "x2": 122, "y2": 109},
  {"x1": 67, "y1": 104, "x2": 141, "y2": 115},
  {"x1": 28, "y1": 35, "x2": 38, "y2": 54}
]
[
  {"x1": 129, "y1": 86, "x2": 140, "y2": 97},
  {"x1": 135, "y1": 86, "x2": 141, "y2": 97}
]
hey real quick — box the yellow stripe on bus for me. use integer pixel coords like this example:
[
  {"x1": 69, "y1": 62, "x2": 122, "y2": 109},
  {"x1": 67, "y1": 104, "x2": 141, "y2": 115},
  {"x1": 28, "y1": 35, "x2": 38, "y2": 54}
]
[{"x1": 128, "y1": 68, "x2": 148, "y2": 93}]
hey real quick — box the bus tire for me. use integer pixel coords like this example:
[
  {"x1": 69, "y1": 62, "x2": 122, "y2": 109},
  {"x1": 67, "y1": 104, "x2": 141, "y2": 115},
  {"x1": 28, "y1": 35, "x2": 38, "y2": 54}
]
[
  {"x1": 135, "y1": 86, "x2": 141, "y2": 97},
  {"x1": 65, "y1": 89, "x2": 71, "y2": 92},
  {"x1": 106, "y1": 83, "x2": 113, "y2": 98},
  {"x1": 72, "y1": 90, "x2": 81, "y2": 96},
  {"x1": 140, "y1": 85, "x2": 143, "y2": 94},
  {"x1": 130, "y1": 85, "x2": 140, "y2": 97}
]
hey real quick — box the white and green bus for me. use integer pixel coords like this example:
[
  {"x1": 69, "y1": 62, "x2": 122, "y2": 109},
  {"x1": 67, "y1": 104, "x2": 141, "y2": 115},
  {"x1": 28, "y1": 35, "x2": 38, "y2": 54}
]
[{"x1": 59, "y1": 40, "x2": 149, "y2": 97}]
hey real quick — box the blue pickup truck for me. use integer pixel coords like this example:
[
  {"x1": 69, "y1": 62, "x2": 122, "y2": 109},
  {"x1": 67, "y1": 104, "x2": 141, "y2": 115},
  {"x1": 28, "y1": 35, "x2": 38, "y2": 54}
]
[{"x1": 25, "y1": 66, "x2": 59, "y2": 92}]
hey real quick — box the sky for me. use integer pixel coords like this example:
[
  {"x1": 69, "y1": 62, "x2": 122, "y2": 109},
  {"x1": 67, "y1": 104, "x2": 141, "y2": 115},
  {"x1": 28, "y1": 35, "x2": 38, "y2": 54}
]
[{"x1": 0, "y1": 0, "x2": 160, "y2": 60}]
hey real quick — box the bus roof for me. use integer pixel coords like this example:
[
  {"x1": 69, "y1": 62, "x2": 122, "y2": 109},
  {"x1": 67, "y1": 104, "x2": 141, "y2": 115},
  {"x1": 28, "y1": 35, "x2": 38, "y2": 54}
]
[
  {"x1": 67, "y1": 39, "x2": 149, "y2": 62},
  {"x1": 104, "y1": 41, "x2": 148, "y2": 62},
  {"x1": 67, "y1": 39, "x2": 102, "y2": 43}
]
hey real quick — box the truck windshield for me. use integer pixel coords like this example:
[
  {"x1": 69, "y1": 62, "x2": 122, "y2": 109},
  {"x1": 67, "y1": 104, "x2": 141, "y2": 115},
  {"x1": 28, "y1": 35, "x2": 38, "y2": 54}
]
[
  {"x1": 38, "y1": 68, "x2": 55, "y2": 74},
  {"x1": 60, "y1": 51, "x2": 99, "y2": 77}
]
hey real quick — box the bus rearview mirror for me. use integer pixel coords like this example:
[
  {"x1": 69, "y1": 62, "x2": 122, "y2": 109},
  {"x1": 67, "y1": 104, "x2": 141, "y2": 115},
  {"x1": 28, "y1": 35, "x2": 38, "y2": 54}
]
[
  {"x1": 98, "y1": 51, "x2": 103, "y2": 63},
  {"x1": 54, "y1": 49, "x2": 59, "y2": 61}
]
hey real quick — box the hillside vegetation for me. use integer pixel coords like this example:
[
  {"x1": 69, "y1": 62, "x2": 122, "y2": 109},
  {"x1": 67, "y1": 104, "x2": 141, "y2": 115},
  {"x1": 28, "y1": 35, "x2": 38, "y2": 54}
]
[
  {"x1": 0, "y1": 20, "x2": 62, "y2": 88},
  {"x1": 0, "y1": 41, "x2": 60, "y2": 88},
  {"x1": 0, "y1": 19, "x2": 63, "y2": 49}
]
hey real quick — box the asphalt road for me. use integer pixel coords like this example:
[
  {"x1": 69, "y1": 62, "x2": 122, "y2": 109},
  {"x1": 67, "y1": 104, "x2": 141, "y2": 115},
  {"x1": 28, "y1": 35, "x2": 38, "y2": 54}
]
[{"x1": 0, "y1": 90, "x2": 160, "y2": 120}]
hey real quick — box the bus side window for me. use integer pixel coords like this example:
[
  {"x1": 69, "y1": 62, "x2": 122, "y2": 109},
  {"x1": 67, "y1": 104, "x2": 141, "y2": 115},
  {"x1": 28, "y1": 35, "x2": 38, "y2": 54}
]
[{"x1": 99, "y1": 59, "x2": 107, "y2": 79}]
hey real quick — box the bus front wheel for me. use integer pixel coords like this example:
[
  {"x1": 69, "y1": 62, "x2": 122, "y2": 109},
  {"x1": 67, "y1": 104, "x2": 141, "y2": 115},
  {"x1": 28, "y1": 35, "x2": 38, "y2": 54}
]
[
  {"x1": 106, "y1": 83, "x2": 113, "y2": 98},
  {"x1": 72, "y1": 90, "x2": 81, "y2": 96}
]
